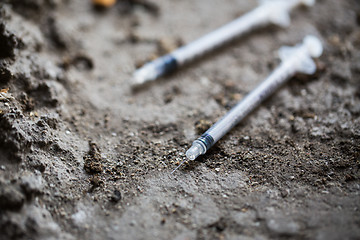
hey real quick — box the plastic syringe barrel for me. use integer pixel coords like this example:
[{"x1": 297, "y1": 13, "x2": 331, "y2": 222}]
[
  {"x1": 132, "y1": 0, "x2": 315, "y2": 86},
  {"x1": 172, "y1": 6, "x2": 269, "y2": 65},
  {"x1": 173, "y1": 0, "x2": 312, "y2": 65},
  {"x1": 187, "y1": 35, "x2": 323, "y2": 160},
  {"x1": 206, "y1": 57, "x2": 297, "y2": 144}
]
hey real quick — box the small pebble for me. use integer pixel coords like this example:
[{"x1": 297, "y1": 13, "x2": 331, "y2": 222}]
[
  {"x1": 280, "y1": 189, "x2": 289, "y2": 198},
  {"x1": 267, "y1": 218, "x2": 300, "y2": 235},
  {"x1": 111, "y1": 190, "x2": 122, "y2": 202}
]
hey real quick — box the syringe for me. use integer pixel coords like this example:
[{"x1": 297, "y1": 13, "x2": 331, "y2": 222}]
[
  {"x1": 172, "y1": 35, "x2": 323, "y2": 173},
  {"x1": 132, "y1": 0, "x2": 315, "y2": 86}
]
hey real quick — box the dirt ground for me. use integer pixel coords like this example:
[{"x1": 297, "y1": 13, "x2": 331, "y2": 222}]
[{"x1": 0, "y1": 0, "x2": 359, "y2": 239}]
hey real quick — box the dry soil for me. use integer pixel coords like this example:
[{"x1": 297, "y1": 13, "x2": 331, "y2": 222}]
[{"x1": 0, "y1": 0, "x2": 359, "y2": 239}]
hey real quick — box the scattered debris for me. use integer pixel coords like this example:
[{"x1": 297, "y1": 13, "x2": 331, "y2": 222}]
[
  {"x1": 195, "y1": 119, "x2": 212, "y2": 135},
  {"x1": 156, "y1": 37, "x2": 183, "y2": 56},
  {"x1": 163, "y1": 86, "x2": 181, "y2": 104},
  {"x1": 92, "y1": 0, "x2": 117, "y2": 8},
  {"x1": 84, "y1": 142, "x2": 103, "y2": 174},
  {"x1": 60, "y1": 54, "x2": 94, "y2": 71},
  {"x1": 0, "y1": 88, "x2": 12, "y2": 101}
]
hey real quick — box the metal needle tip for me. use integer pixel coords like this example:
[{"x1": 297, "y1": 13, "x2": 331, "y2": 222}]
[{"x1": 170, "y1": 159, "x2": 187, "y2": 174}]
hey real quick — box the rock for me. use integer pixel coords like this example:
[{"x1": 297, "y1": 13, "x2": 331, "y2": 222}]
[
  {"x1": 231, "y1": 208, "x2": 258, "y2": 227},
  {"x1": 71, "y1": 210, "x2": 87, "y2": 226},
  {"x1": 83, "y1": 141, "x2": 103, "y2": 174},
  {"x1": 0, "y1": 65, "x2": 12, "y2": 85},
  {"x1": 219, "y1": 172, "x2": 248, "y2": 190},
  {"x1": 41, "y1": 114, "x2": 59, "y2": 130},
  {"x1": 291, "y1": 117, "x2": 306, "y2": 133},
  {"x1": 191, "y1": 197, "x2": 221, "y2": 227},
  {"x1": 0, "y1": 182, "x2": 25, "y2": 210},
  {"x1": 24, "y1": 205, "x2": 64, "y2": 239},
  {"x1": 110, "y1": 189, "x2": 122, "y2": 203},
  {"x1": 0, "y1": 22, "x2": 23, "y2": 59},
  {"x1": 26, "y1": 155, "x2": 46, "y2": 173},
  {"x1": 310, "y1": 126, "x2": 332, "y2": 140},
  {"x1": 266, "y1": 218, "x2": 301, "y2": 235},
  {"x1": 280, "y1": 189, "x2": 289, "y2": 198},
  {"x1": 20, "y1": 173, "x2": 43, "y2": 197}
]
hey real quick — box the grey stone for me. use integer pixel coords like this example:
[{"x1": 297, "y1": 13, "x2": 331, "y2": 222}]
[{"x1": 266, "y1": 218, "x2": 301, "y2": 235}]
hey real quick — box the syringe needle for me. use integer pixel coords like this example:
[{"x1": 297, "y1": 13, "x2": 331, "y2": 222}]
[
  {"x1": 181, "y1": 35, "x2": 323, "y2": 166},
  {"x1": 170, "y1": 159, "x2": 187, "y2": 174},
  {"x1": 132, "y1": 0, "x2": 315, "y2": 86}
]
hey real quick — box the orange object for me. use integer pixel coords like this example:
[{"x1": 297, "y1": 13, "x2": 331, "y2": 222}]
[{"x1": 92, "y1": 0, "x2": 116, "y2": 8}]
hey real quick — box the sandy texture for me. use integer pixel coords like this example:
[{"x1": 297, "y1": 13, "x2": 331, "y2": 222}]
[{"x1": 0, "y1": 0, "x2": 359, "y2": 239}]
